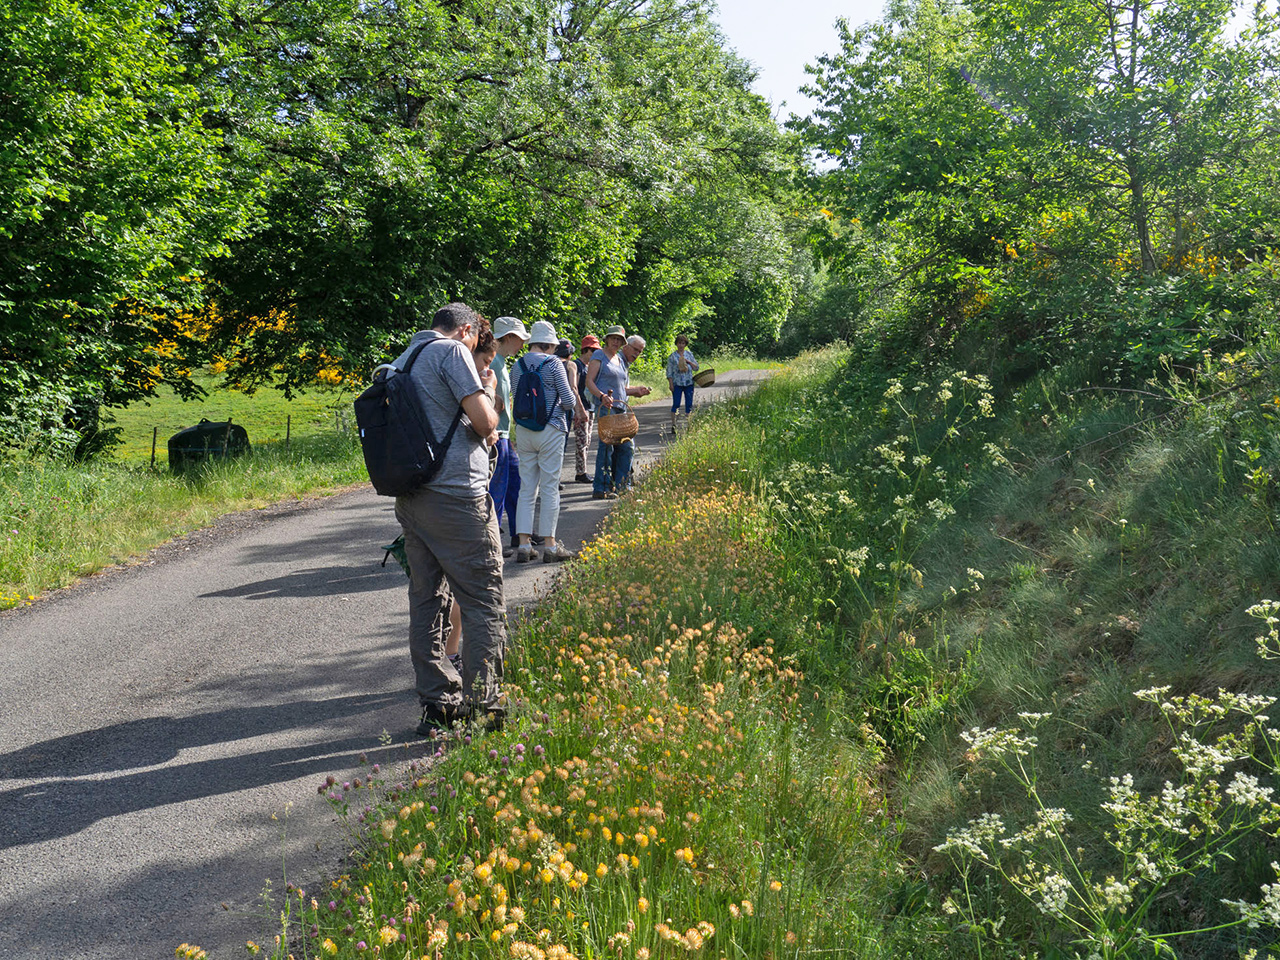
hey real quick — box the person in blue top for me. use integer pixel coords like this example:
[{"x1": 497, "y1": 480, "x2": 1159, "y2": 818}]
[
  {"x1": 584, "y1": 324, "x2": 651, "y2": 499},
  {"x1": 665, "y1": 333, "x2": 699, "y2": 434},
  {"x1": 511, "y1": 321, "x2": 587, "y2": 562}
]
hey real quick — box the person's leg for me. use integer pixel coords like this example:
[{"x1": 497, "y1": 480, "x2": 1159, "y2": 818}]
[
  {"x1": 681, "y1": 384, "x2": 694, "y2": 414},
  {"x1": 504, "y1": 444, "x2": 521, "y2": 545},
  {"x1": 670, "y1": 389, "x2": 680, "y2": 430},
  {"x1": 488, "y1": 438, "x2": 510, "y2": 525},
  {"x1": 593, "y1": 419, "x2": 613, "y2": 494},
  {"x1": 430, "y1": 496, "x2": 506, "y2": 718},
  {"x1": 614, "y1": 437, "x2": 634, "y2": 491},
  {"x1": 446, "y1": 597, "x2": 461, "y2": 659},
  {"x1": 574, "y1": 411, "x2": 592, "y2": 478},
  {"x1": 514, "y1": 431, "x2": 541, "y2": 555},
  {"x1": 395, "y1": 496, "x2": 462, "y2": 720},
  {"x1": 534, "y1": 427, "x2": 564, "y2": 540}
]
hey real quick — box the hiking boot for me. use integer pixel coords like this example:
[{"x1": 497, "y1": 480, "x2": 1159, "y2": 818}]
[
  {"x1": 531, "y1": 535, "x2": 545, "y2": 546},
  {"x1": 574, "y1": 473, "x2": 591, "y2": 484},
  {"x1": 542, "y1": 542, "x2": 575, "y2": 562},
  {"x1": 591, "y1": 491, "x2": 617, "y2": 501},
  {"x1": 516, "y1": 544, "x2": 538, "y2": 563},
  {"x1": 417, "y1": 702, "x2": 465, "y2": 736}
]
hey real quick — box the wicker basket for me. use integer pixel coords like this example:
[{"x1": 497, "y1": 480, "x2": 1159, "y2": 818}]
[
  {"x1": 597, "y1": 411, "x2": 639, "y2": 444},
  {"x1": 692, "y1": 367, "x2": 716, "y2": 388}
]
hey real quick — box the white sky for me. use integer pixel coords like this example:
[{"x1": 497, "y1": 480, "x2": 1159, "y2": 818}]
[
  {"x1": 711, "y1": 0, "x2": 889, "y2": 119},
  {"x1": 712, "y1": 0, "x2": 1279, "y2": 118}
]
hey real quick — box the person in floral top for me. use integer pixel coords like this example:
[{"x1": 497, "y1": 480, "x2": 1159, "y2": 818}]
[{"x1": 665, "y1": 334, "x2": 699, "y2": 433}]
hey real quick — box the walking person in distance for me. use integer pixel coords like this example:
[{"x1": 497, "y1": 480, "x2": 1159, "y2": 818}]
[{"x1": 665, "y1": 333, "x2": 698, "y2": 434}]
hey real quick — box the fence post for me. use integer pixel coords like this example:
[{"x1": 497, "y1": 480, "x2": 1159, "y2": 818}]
[
  {"x1": 150, "y1": 426, "x2": 158, "y2": 469},
  {"x1": 286, "y1": 414, "x2": 291, "y2": 452}
]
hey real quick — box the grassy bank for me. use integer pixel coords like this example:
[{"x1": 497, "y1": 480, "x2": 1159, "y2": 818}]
[
  {"x1": 690, "y1": 348, "x2": 1280, "y2": 957},
  {"x1": 0, "y1": 433, "x2": 365, "y2": 609},
  {"x1": 210, "y1": 345, "x2": 1280, "y2": 960},
  {"x1": 108, "y1": 371, "x2": 352, "y2": 464}
]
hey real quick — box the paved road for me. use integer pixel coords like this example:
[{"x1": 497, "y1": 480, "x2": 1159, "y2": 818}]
[{"x1": 0, "y1": 369, "x2": 767, "y2": 960}]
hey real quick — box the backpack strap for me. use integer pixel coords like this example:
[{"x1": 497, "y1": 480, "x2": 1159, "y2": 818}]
[
  {"x1": 399, "y1": 336, "x2": 465, "y2": 443},
  {"x1": 534, "y1": 353, "x2": 562, "y2": 411}
]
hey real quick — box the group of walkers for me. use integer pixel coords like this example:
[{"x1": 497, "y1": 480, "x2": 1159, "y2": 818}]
[
  {"x1": 385, "y1": 301, "x2": 698, "y2": 737},
  {"x1": 488, "y1": 318, "x2": 654, "y2": 562}
]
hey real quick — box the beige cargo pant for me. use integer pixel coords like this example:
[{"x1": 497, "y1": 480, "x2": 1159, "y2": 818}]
[{"x1": 394, "y1": 490, "x2": 506, "y2": 715}]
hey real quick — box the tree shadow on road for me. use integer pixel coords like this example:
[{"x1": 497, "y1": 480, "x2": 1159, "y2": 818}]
[
  {"x1": 0, "y1": 689, "x2": 429, "y2": 851},
  {"x1": 200, "y1": 563, "x2": 400, "y2": 599}
]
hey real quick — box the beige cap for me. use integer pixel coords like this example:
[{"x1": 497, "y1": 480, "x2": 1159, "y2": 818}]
[{"x1": 493, "y1": 316, "x2": 530, "y2": 341}]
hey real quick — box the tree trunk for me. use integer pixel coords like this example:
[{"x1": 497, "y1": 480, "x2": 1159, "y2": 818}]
[{"x1": 1127, "y1": 156, "x2": 1157, "y2": 274}]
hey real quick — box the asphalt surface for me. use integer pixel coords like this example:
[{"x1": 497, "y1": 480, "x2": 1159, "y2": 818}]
[{"x1": 0, "y1": 368, "x2": 768, "y2": 960}]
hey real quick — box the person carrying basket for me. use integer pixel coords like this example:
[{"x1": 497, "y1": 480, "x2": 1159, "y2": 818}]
[{"x1": 584, "y1": 324, "x2": 650, "y2": 499}]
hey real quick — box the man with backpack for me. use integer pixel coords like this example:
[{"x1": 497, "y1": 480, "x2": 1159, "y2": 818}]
[{"x1": 389, "y1": 302, "x2": 507, "y2": 734}]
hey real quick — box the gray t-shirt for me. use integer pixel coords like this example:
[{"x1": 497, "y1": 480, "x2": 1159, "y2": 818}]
[
  {"x1": 589, "y1": 349, "x2": 630, "y2": 414},
  {"x1": 392, "y1": 329, "x2": 489, "y2": 499}
]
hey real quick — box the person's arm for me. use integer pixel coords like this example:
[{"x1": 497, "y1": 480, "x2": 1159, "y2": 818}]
[
  {"x1": 553, "y1": 359, "x2": 576, "y2": 410},
  {"x1": 552, "y1": 360, "x2": 586, "y2": 425},
  {"x1": 586, "y1": 357, "x2": 612, "y2": 406},
  {"x1": 446, "y1": 343, "x2": 498, "y2": 441},
  {"x1": 687, "y1": 351, "x2": 698, "y2": 371},
  {"x1": 461, "y1": 386, "x2": 499, "y2": 440}
]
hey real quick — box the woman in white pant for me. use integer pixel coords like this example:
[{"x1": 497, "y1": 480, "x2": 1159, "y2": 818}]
[{"x1": 512, "y1": 321, "x2": 587, "y2": 562}]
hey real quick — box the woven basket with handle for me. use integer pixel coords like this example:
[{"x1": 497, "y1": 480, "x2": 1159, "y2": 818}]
[
  {"x1": 692, "y1": 367, "x2": 716, "y2": 388},
  {"x1": 597, "y1": 411, "x2": 639, "y2": 444}
]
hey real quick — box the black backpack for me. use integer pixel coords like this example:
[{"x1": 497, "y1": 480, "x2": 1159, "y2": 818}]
[
  {"x1": 512, "y1": 355, "x2": 559, "y2": 431},
  {"x1": 353, "y1": 339, "x2": 464, "y2": 496}
]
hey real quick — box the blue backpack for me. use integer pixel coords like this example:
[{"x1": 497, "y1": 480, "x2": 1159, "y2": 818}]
[{"x1": 512, "y1": 355, "x2": 560, "y2": 431}]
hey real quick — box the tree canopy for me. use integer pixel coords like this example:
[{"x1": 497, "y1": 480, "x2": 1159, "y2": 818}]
[
  {"x1": 791, "y1": 0, "x2": 1280, "y2": 375},
  {"x1": 0, "y1": 0, "x2": 248, "y2": 454},
  {"x1": 1, "y1": 0, "x2": 805, "y2": 451}
]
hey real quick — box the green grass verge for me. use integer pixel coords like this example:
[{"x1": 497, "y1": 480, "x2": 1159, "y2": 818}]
[
  {"x1": 688, "y1": 345, "x2": 1280, "y2": 958},
  {"x1": 0, "y1": 433, "x2": 365, "y2": 609},
  {"x1": 108, "y1": 371, "x2": 352, "y2": 464}
]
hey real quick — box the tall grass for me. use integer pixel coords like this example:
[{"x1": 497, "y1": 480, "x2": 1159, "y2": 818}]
[
  {"x1": 0, "y1": 433, "x2": 365, "y2": 608},
  {"x1": 691, "y1": 345, "x2": 1280, "y2": 957}
]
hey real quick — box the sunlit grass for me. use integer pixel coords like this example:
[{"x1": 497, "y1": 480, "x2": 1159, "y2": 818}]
[{"x1": 108, "y1": 370, "x2": 352, "y2": 464}]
